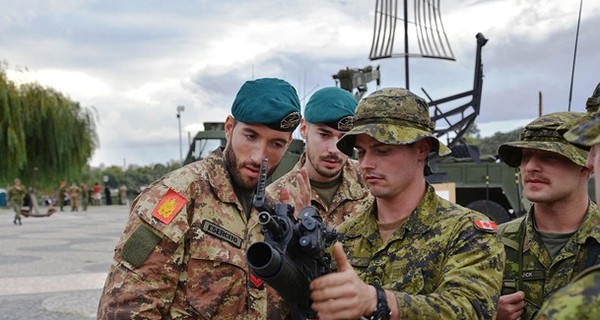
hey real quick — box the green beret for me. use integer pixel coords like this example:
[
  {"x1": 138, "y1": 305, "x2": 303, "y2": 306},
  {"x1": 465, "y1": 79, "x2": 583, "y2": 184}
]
[
  {"x1": 498, "y1": 112, "x2": 589, "y2": 168},
  {"x1": 304, "y1": 87, "x2": 357, "y2": 131},
  {"x1": 232, "y1": 78, "x2": 302, "y2": 132}
]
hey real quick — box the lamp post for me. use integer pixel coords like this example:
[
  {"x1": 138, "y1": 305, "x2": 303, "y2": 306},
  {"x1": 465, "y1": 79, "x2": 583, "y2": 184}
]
[{"x1": 177, "y1": 105, "x2": 185, "y2": 164}]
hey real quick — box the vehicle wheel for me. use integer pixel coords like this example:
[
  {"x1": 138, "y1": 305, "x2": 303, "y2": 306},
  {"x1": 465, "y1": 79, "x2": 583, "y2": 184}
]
[{"x1": 467, "y1": 199, "x2": 511, "y2": 224}]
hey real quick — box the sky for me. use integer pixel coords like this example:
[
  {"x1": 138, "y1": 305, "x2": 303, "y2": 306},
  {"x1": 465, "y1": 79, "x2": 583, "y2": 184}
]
[{"x1": 2, "y1": 0, "x2": 599, "y2": 167}]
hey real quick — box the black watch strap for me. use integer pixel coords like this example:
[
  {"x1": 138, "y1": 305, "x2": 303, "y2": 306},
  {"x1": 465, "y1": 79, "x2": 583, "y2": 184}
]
[{"x1": 370, "y1": 284, "x2": 391, "y2": 320}]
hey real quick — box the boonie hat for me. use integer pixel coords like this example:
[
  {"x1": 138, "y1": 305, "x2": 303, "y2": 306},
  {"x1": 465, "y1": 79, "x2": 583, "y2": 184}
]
[
  {"x1": 304, "y1": 87, "x2": 357, "y2": 131},
  {"x1": 564, "y1": 81, "x2": 600, "y2": 147},
  {"x1": 585, "y1": 82, "x2": 600, "y2": 113},
  {"x1": 232, "y1": 78, "x2": 302, "y2": 132},
  {"x1": 336, "y1": 87, "x2": 451, "y2": 157},
  {"x1": 498, "y1": 111, "x2": 588, "y2": 167},
  {"x1": 564, "y1": 111, "x2": 600, "y2": 147}
]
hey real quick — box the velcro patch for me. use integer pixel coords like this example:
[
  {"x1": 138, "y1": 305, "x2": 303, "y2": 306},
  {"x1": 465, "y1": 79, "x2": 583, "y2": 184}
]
[
  {"x1": 121, "y1": 224, "x2": 162, "y2": 268},
  {"x1": 201, "y1": 220, "x2": 243, "y2": 248},
  {"x1": 152, "y1": 189, "x2": 188, "y2": 224}
]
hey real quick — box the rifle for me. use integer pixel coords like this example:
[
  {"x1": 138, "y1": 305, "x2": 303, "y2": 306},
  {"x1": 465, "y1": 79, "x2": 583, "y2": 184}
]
[{"x1": 246, "y1": 158, "x2": 338, "y2": 320}]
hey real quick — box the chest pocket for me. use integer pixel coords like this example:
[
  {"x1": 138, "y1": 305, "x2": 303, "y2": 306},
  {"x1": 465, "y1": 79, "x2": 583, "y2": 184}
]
[{"x1": 185, "y1": 222, "x2": 248, "y2": 319}]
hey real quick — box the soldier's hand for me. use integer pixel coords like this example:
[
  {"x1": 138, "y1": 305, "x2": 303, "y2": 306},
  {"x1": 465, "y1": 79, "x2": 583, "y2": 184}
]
[
  {"x1": 497, "y1": 291, "x2": 525, "y2": 320},
  {"x1": 309, "y1": 243, "x2": 377, "y2": 320},
  {"x1": 280, "y1": 167, "x2": 311, "y2": 218}
]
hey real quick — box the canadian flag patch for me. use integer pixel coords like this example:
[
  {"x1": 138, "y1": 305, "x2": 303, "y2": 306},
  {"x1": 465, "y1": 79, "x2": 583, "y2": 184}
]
[{"x1": 473, "y1": 219, "x2": 497, "y2": 232}]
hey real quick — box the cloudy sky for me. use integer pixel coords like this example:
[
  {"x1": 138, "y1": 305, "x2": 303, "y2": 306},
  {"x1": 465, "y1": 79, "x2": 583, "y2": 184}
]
[{"x1": 2, "y1": 0, "x2": 599, "y2": 167}]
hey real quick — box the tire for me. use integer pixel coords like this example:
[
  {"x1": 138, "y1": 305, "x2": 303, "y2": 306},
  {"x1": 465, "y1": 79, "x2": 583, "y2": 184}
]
[{"x1": 467, "y1": 199, "x2": 511, "y2": 224}]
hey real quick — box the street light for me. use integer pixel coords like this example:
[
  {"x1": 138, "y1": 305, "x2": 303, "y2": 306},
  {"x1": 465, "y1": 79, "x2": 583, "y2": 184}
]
[{"x1": 177, "y1": 105, "x2": 185, "y2": 164}]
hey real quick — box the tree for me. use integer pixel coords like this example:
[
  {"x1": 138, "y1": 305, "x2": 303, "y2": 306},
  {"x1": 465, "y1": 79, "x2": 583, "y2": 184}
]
[{"x1": 0, "y1": 66, "x2": 98, "y2": 189}]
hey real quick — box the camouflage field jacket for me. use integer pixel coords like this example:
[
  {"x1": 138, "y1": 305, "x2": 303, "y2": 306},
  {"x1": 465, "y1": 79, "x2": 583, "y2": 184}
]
[
  {"x1": 535, "y1": 264, "x2": 600, "y2": 319},
  {"x1": 337, "y1": 184, "x2": 505, "y2": 319},
  {"x1": 97, "y1": 149, "x2": 282, "y2": 319},
  {"x1": 499, "y1": 200, "x2": 600, "y2": 319}
]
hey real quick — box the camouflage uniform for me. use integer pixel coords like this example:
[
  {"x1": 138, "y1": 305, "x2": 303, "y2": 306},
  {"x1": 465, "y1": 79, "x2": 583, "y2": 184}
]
[
  {"x1": 267, "y1": 153, "x2": 373, "y2": 226},
  {"x1": 98, "y1": 78, "x2": 303, "y2": 320},
  {"x1": 497, "y1": 111, "x2": 599, "y2": 319},
  {"x1": 535, "y1": 264, "x2": 600, "y2": 320},
  {"x1": 331, "y1": 88, "x2": 504, "y2": 319},
  {"x1": 337, "y1": 184, "x2": 505, "y2": 319},
  {"x1": 498, "y1": 203, "x2": 600, "y2": 319},
  {"x1": 534, "y1": 82, "x2": 600, "y2": 320},
  {"x1": 98, "y1": 149, "x2": 282, "y2": 319},
  {"x1": 8, "y1": 181, "x2": 26, "y2": 224}
]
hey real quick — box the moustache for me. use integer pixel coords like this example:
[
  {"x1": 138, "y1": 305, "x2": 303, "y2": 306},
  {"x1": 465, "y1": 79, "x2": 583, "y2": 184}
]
[{"x1": 523, "y1": 174, "x2": 549, "y2": 184}]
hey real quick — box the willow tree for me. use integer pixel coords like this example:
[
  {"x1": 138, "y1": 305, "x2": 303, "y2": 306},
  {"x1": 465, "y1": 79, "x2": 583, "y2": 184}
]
[{"x1": 0, "y1": 68, "x2": 98, "y2": 189}]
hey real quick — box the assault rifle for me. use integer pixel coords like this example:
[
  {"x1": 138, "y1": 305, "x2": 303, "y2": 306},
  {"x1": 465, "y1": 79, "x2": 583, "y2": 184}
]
[{"x1": 246, "y1": 159, "x2": 338, "y2": 320}]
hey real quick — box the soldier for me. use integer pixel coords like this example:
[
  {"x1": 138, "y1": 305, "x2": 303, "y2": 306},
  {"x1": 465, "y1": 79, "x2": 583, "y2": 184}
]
[
  {"x1": 118, "y1": 184, "x2": 128, "y2": 205},
  {"x1": 97, "y1": 78, "x2": 302, "y2": 319},
  {"x1": 495, "y1": 111, "x2": 600, "y2": 320},
  {"x1": 8, "y1": 178, "x2": 26, "y2": 225},
  {"x1": 309, "y1": 88, "x2": 505, "y2": 319},
  {"x1": 534, "y1": 82, "x2": 600, "y2": 320},
  {"x1": 267, "y1": 87, "x2": 372, "y2": 227},
  {"x1": 58, "y1": 180, "x2": 67, "y2": 211},
  {"x1": 80, "y1": 182, "x2": 89, "y2": 211},
  {"x1": 67, "y1": 182, "x2": 81, "y2": 212}
]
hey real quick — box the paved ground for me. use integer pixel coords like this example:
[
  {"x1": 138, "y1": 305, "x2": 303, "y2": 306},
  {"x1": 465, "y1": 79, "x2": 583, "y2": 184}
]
[{"x1": 0, "y1": 205, "x2": 130, "y2": 320}]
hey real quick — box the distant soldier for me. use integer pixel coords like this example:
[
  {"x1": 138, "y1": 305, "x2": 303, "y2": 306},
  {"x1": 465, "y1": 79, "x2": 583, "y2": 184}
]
[
  {"x1": 118, "y1": 184, "x2": 128, "y2": 205},
  {"x1": 80, "y1": 182, "x2": 89, "y2": 211},
  {"x1": 58, "y1": 180, "x2": 67, "y2": 211},
  {"x1": 68, "y1": 182, "x2": 81, "y2": 212},
  {"x1": 8, "y1": 178, "x2": 26, "y2": 225}
]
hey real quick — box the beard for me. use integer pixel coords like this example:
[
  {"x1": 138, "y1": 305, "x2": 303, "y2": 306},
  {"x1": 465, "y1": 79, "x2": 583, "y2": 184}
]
[
  {"x1": 306, "y1": 144, "x2": 344, "y2": 179},
  {"x1": 224, "y1": 143, "x2": 257, "y2": 191},
  {"x1": 224, "y1": 142, "x2": 279, "y2": 191}
]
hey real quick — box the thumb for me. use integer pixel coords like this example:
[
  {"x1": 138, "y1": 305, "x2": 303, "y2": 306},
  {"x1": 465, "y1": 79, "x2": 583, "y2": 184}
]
[{"x1": 332, "y1": 242, "x2": 351, "y2": 272}]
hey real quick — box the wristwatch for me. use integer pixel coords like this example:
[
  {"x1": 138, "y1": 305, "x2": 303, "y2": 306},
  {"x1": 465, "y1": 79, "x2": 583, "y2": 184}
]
[{"x1": 370, "y1": 284, "x2": 391, "y2": 320}]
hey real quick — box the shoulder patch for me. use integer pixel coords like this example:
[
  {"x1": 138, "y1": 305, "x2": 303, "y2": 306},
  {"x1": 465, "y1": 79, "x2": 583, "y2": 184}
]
[
  {"x1": 201, "y1": 220, "x2": 243, "y2": 248},
  {"x1": 152, "y1": 188, "x2": 188, "y2": 224},
  {"x1": 471, "y1": 217, "x2": 497, "y2": 233}
]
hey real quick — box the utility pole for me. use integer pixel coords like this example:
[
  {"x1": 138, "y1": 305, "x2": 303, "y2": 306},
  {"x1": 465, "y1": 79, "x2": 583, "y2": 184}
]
[{"x1": 177, "y1": 105, "x2": 185, "y2": 164}]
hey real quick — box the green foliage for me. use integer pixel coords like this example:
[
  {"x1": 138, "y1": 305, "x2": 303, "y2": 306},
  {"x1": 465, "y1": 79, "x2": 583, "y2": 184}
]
[
  {"x1": 472, "y1": 127, "x2": 524, "y2": 156},
  {"x1": 79, "y1": 161, "x2": 181, "y2": 200},
  {"x1": 0, "y1": 66, "x2": 98, "y2": 188}
]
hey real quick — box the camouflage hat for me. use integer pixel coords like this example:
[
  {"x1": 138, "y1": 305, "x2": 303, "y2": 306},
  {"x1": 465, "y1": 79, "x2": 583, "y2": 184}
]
[
  {"x1": 585, "y1": 82, "x2": 600, "y2": 113},
  {"x1": 336, "y1": 87, "x2": 451, "y2": 157},
  {"x1": 564, "y1": 111, "x2": 600, "y2": 148},
  {"x1": 231, "y1": 78, "x2": 302, "y2": 132},
  {"x1": 304, "y1": 87, "x2": 357, "y2": 131},
  {"x1": 498, "y1": 112, "x2": 589, "y2": 168}
]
